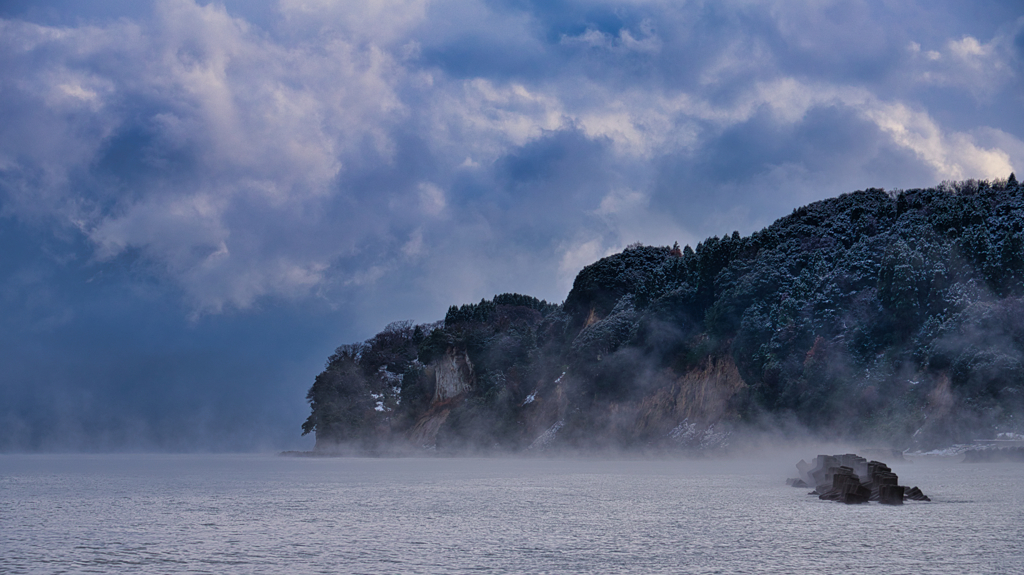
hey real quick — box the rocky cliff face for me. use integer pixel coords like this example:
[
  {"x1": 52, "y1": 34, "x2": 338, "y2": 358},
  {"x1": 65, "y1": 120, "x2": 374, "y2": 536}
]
[
  {"x1": 304, "y1": 178, "x2": 1024, "y2": 452},
  {"x1": 520, "y1": 372, "x2": 569, "y2": 450},
  {"x1": 407, "y1": 348, "x2": 475, "y2": 447},
  {"x1": 523, "y1": 356, "x2": 745, "y2": 451},
  {"x1": 634, "y1": 355, "x2": 746, "y2": 445},
  {"x1": 433, "y1": 348, "x2": 474, "y2": 402}
]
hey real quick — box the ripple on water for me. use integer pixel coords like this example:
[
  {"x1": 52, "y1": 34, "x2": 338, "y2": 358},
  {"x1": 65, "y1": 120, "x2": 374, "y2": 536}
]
[{"x1": 1, "y1": 455, "x2": 1022, "y2": 574}]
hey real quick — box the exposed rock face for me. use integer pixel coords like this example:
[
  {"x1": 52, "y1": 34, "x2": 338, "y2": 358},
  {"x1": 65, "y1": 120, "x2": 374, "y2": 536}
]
[
  {"x1": 407, "y1": 348, "x2": 475, "y2": 447},
  {"x1": 434, "y1": 348, "x2": 474, "y2": 402},
  {"x1": 407, "y1": 403, "x2": 455, "y2": 448},
  {"x1": 634, "y1": 355, "x2": 746, "y2": 445},
  {"x1": 521, "y1": 373, "x2": 569, "y2": 450}
]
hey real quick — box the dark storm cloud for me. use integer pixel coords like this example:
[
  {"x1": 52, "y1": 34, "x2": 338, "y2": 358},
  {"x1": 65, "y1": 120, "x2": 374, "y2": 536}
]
[{"x1": 1, "y1": 0, "x2": 1022, "y2": 450}]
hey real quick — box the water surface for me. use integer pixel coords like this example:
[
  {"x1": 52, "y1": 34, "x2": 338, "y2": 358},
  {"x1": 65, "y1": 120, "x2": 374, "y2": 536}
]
[{"x1": 2, "y1": 454, "x2": 1021, "y2": 574}]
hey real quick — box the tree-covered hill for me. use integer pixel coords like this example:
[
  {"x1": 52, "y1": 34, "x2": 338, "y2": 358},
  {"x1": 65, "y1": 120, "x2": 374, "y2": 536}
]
[{"x1": 302, "y1": 176, "x2": 1024, "y2": 453}]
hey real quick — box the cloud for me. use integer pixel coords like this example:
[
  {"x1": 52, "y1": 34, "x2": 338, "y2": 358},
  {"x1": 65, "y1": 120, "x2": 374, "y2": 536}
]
[
  {"x1": 558, "y1": 237, "x2": 608, "y2": 294},
  {"x1": 908, "y1": 23, "x2": 1024, "y2": 98},
  {"x1": 1, "y1": 0, "x2": 411, "y2": 312},
  {"x1": 436, "y1": 78, "x2": 566, "y2": 154},
  {"x1": 858, "y1": 99, "x2": 1013, "y2": 180},
  {"x1": 1, "y1": 0, "x2": 1024, "y2": 449},
  {"x1": 560, "y1": 19, "x2": 661, "y2": 54},
  {"x1": 277, "y1": 0, "x2": 429, "y2": 45},
  {"x1": 417, "y1": 182, "x2": 447, "y2": 216},
  {"x1": 3, "y1": 0, "x2": 1022, "y2": 318}
]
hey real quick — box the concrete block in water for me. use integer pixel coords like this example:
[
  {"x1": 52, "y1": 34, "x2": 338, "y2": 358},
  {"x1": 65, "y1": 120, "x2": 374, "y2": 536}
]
[
  {"x1": 792, "y1": 453, "x2": 929, "y2": 505},
  {"x1": 905, "y1": 486, "x2": 931, "y2": 502},
  {"x1": 878, "y1": 484, "x2": 904, "y2": 505}
]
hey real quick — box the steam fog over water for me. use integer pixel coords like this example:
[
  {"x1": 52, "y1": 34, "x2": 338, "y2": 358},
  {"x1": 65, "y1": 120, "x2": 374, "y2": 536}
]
[
  {"x1": 4, "y1": 2, "x2": 1023, "y2": 571},
  {"x1": 3, "y1": 454, "x2": 1022, "y2": 574}
]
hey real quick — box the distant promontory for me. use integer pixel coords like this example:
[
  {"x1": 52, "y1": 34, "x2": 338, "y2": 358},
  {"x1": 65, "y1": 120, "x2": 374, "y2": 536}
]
[{"x1": 302, "y1": 176, "x2": 1024, "y2": 454}]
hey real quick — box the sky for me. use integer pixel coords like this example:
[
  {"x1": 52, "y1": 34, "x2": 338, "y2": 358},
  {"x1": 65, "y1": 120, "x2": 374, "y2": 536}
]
[{"x1": 1, "y1": 0, "x2": 1022, "y2": 451}]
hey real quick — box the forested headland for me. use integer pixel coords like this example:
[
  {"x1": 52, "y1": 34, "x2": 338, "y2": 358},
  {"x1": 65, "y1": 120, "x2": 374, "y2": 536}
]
[{"x1": 302, "y1": 176, "x2": 1024, "y2": 454}]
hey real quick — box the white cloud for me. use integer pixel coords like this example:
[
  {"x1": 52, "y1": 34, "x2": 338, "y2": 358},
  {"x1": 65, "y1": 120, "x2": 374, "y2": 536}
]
[
  {"x1": 490, "y1": 70, "x2": 1017, "y2": 184},
  {"x1": 445, "y1": 79, "x2": 566, "y2": 151},
  {"x1": 417, "y1": 182, "x2": 447, "y2": 216},
  {"x1": 402, "y1": 228, "x2": 425, "y2": 257},
  {"x1": 591, "y1": 187, "x2": 696, "y2": 257},
  {"x1": 908, "y1": 27, "x2": 1020, "y2": 96},
  {"x1": 859, "y1": 100, "x2": 1013, "y2": 181},
  {"x1": 971, "y1": 127, "x2": 1024, "y2": 176},
  {"x1": 658, "y1": 77, "x2": 1016, "y2": 181},
  {"x1": 595, "y1": 188, "x2": 647, "y2": 217},
  {"x1": 1, "y1": 0, "x2": 1022, "y2": 320},
  {"x1": 0, "y1": 0, "x2": 411, "y2": 312},
  {"x1": 560, "y1": 19, "x2": 661, "y2": 54},
  {"x1": 561, "y1": 28, "x2": 611, "y2": 49},
  {"x1": 949, "y1": 36, "x2": 988, "y2": 59},
  {"x1": 557, "y1": 237, "x2": 608, "y2": 295}
]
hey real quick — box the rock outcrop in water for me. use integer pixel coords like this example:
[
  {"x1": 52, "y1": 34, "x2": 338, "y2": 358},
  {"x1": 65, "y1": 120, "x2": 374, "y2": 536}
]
[{"x1": 789, "y1": 454, "x2": 930, "y2": 504}]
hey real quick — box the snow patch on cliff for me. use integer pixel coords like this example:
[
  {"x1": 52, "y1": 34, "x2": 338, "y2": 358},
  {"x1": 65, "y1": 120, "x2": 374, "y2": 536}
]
[
  {"x1": 669, "y1": 418, "x2": 730, "y2": 449},
  {"x1": 529, "y1": 420, "x2": 564, "y2": 450}
]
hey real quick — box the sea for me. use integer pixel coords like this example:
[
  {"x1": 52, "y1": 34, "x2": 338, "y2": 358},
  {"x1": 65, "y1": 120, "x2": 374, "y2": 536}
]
[{"x1": 2, "y1": 452, "x2": 1022, "y2": 574}]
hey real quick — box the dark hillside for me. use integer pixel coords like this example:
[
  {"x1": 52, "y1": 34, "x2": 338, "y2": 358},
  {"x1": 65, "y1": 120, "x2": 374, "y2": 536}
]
[{"x1": 303, "y1": 176, "x2": 1024, "y2": 453}]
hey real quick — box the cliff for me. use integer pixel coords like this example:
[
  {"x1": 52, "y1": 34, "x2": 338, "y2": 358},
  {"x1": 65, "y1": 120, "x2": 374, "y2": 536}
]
[
  {"x1": 303, "y1": 176, "x2": 1024, "y2": 453},
  {"x1": 407, "y1": 348, "x2": 475, "y2": 447}
]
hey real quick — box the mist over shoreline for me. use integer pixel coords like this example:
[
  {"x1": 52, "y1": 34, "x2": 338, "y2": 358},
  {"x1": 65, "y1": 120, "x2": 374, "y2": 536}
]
[{"x1": 302, "y1": 179, "x2": 1024, "y2": 457}]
